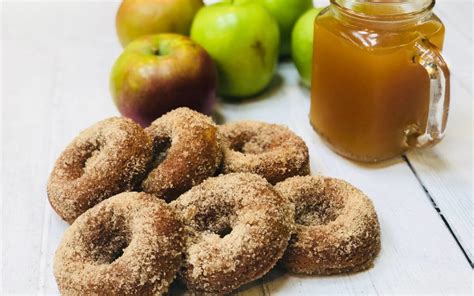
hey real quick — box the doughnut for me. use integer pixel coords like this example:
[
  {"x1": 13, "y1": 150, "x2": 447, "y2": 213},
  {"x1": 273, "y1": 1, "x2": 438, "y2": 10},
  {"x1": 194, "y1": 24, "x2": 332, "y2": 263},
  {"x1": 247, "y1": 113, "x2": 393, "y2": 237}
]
[
  {"x1": 141, "y1": 107, "x2": 222, "y2": 201},
  {"x1": 172, "y1": 173, "x2": 294, "y2": 294},
  {"x1": 219, "y1": 121, "x2": 310, "y2": 184},
  {"x1": 275, "y1": 176, "x2": 381, "y2": 275},
  {"x1": 47, "y1": 117, "x2": 152, "y2": 223},
  {"x1": 54, "y1": 192, "x2": 184, "y2": 295}
]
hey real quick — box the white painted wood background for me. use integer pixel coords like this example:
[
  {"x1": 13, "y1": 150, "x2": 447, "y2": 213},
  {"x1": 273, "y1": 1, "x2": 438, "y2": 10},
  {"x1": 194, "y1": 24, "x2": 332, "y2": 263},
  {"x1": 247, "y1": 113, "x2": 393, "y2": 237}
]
[{"x1": 1, "y1": 0, "x2": 472, "y2": 295}]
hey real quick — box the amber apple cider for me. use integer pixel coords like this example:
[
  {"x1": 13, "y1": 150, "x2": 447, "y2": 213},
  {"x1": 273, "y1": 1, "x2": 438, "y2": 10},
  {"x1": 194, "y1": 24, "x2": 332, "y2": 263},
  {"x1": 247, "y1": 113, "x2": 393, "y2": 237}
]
[{"x1": 310, "y1": 2, "x2": 445, "y2": 162}]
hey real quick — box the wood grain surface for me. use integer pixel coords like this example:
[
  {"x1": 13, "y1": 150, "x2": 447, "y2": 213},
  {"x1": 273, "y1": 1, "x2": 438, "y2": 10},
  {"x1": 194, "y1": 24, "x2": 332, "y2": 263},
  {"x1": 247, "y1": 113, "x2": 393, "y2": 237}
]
[{"x1": 1, "y1": 1, "x2": 472, "y2": 295}]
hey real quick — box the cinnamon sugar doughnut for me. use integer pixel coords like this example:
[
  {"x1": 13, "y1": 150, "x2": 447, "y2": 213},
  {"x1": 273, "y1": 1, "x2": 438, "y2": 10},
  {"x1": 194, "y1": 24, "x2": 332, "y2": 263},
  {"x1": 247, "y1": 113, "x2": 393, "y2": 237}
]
[
  {"x1": 47, "y1": 117, "x2": 152, "y2": 223},
  {"x1": 54, "y1": 192, "x2": 184, "y2": 295},
  {"x1": 219, "y1": 121, "x2": 310, "y2": 184},
  {"x1": 172, "y1": 173, "x2": 294, "y2": 294},
  {"x1": 275, "y1": 176, "x2": 381, "y2": 275},
  {"x1": 141, "y1": 108, "x2": 222, "y2": 201}
]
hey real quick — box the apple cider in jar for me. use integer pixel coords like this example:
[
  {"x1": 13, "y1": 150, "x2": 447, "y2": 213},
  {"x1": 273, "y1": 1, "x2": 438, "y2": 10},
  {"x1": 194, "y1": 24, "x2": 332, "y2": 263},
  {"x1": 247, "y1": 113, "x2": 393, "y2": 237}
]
[{"x1": 310, "y1": 0, "x2": 450, "y2": 162}]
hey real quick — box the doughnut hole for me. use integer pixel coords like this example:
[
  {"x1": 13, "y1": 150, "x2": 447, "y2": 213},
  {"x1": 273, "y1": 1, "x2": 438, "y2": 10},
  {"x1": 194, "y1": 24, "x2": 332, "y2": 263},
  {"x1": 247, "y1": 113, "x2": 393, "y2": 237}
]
[
  {"x1": 192, "y1": 202, "x2": 236, "y2": 238},
  {"x1": 216, "y1": 226, "x2": 233, "y2": 238},
  {"x1": 65, "y1": 137, "x2": 104, "y2": 180},
  {"x1": 295, "y1": 188, "x2": 345, "y2": 226},
  {"x1": 150, "y1": 136, "x2": 172, "y2": 168},
  {"x1": 226, "y1": 129, "x2": 287, "y2": 155},
  {"x1": 82, "y1": 138, "x2": 105, "y2": 173},
  {"x1": 85, "y1": 211, "x2": 132, "y2": 264}
]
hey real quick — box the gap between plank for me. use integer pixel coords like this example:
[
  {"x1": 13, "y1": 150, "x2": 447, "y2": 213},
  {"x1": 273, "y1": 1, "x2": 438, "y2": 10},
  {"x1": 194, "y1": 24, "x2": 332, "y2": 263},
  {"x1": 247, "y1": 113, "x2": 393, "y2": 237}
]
[{"x1": 402, "y1": 155, "x2": 473, "y2": 267}]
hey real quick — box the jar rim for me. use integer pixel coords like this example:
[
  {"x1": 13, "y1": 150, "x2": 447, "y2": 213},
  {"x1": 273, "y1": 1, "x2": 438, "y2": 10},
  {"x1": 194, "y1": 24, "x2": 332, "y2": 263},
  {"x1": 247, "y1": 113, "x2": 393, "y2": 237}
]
[{"x1": 330, "y1": 0, "x2": 435, "y2": 21}]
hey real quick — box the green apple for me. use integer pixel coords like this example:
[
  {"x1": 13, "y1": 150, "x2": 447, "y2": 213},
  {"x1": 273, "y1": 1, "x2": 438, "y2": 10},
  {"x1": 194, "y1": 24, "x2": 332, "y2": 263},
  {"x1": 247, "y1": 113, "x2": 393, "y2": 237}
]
[
  {"x1": 110, "y1": 34, "x2": 217, "y2": 127},
  {"x1": 116, "y1": 0, "x2": 203, "y2": 47},
  {"x1": 191, "y1": 1, "x2": 279, "y2": 98},
  {"x1": 292, "y1": 7, "x2": 323, "y2": 87},
  {"x1": 244, "y1": 0, "x2": 313, "y2": 57}
]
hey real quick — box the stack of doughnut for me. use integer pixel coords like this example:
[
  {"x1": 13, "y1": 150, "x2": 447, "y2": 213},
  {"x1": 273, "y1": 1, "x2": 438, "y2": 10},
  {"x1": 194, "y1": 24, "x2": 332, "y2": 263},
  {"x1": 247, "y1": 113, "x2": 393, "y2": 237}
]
[{"x1": 48, "y1": 107, "x2": 381, "y2": 295}]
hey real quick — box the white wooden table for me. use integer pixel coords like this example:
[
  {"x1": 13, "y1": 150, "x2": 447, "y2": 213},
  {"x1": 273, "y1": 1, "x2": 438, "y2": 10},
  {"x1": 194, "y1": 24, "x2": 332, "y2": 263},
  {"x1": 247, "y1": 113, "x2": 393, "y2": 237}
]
[{"x1": 2, "y1": 1, "x2": 472, "y2": 295}]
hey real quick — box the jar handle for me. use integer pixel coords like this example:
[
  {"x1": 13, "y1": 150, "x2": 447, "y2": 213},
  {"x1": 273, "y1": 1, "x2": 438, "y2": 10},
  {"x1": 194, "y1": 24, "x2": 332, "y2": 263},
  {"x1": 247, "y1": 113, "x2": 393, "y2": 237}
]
[{"x1": 410, "y1": 39, "x2": 450, "y2": 148}]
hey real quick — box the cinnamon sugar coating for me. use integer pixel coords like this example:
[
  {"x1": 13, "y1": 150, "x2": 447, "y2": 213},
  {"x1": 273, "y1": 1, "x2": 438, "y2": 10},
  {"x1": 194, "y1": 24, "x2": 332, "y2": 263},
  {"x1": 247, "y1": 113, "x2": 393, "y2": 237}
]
[
  {"x1": 141, "y1": 108, "x2": 222, "y2": 201},
  {"x1": 275, "y1": 176, "x2": 381, "y2": 275},
  {"x1": 219, "y1": 121, "x2": 310, "y2": 184},
  {"x1": 47, "y1": 117, "x2": 152, "y2": 223},
  {"x1": 171, "y1": 173, "x2": 294, "y2": 295},
  {"x1": 54, "y1": 192, "x2": 185, "y2": 296}
]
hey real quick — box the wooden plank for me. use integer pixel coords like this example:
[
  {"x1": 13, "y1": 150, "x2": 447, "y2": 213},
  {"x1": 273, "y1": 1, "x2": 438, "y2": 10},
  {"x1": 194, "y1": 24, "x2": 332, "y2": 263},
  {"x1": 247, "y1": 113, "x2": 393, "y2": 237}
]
[
  {"x1": 435, "y1": 1, "x2": 473, "y2": 43},
  {"x1": 406, "y1": 2, "x2": 473, "y2": 262},
  {"x1": 1, "y1": 1, "x2": 471, "y2": 295},
  {"x1": 2, "y1": 2, "x2": 120, "y2": 294},
  {"x1": 37, "y1": 40, "x2": 121, "y2": 294},
  {"x1": 406, "y1": 78, "x2": 473, "y2": 262},
  {"x1": 434, "y1": 1, "x2": 473, "y2": 95},
  {"x1": 2, "y1": 36, "x2": 59, "y2": 295}
]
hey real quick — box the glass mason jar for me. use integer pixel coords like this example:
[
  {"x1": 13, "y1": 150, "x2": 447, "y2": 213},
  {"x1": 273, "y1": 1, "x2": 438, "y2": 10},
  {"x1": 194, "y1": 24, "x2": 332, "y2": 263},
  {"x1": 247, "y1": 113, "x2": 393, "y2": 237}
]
[{"x1": 310, "y1": 0, "x2": 450, "y2": 162}]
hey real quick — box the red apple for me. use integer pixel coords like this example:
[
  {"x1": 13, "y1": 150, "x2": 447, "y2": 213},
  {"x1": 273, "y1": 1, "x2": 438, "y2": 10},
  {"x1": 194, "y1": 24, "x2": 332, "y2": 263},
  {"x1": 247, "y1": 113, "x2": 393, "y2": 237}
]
[
  {"x1": 116, "y1": 0, "x2": 203, "y2": 47},
  {"x1": 110, "y1": 34, "x2": 217, "y2": 126}
]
